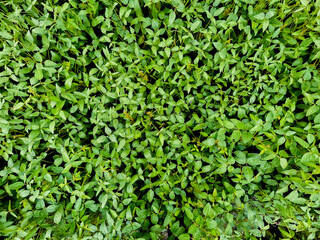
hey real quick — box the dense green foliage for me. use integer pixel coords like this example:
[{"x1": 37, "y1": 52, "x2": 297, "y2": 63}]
[{"x1": 1, "y1": 0, "x2": 320, "y2": 239}]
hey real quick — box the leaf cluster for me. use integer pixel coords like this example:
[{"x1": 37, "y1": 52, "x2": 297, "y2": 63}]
[{"x1": 1, "y1": 0, "x2": 320, "y2": 239}]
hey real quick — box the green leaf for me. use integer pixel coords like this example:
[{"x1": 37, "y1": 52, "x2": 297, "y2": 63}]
[
  {"x1": 96, "y1": 135, "x2": 106, "y2": 143},
  {"x1": 178, "y1": 233, "x2": 190, "y2": 240},
  {"x1": 131, "y1": 0, "x2": 143, "y2": 18},
  {"x1": 243, "y1": 166, "x2": 253, "y2": 182},
  {"x1": 65, "y1": 77, "x2": 73, "y2": 89},
  {"x1": 122, "y1": 224, "x2": 133, "y2": 234},
  {"x1": 165, "y1": 47, "x2": 171, "y2": 58},
  {"x1": 184, "y1": 207, "x2": 193, "y2": 220},
  {"x1": 26, "y1": 30, "x2": 34, "y2": 43},
  {"x1": 314, "y1": 113, "x2": 320, "y2": 123},
  {"x1": 0, "y1": 31, "x2": 13, "y2": 39},
  {"x1": 190, "y1": 20, "x2": 201, "y2": 31},
  {"x1": 250, "y1": 229, "x2": 262, "y2": 237},
  {"x1": 12, "y1": 102, "x2": 24, "y2": 111},
  {"x1": 127, "y1": 184, "x2": 133, "y2": 194},
  {"x1": 54, "y1": 206, "x2": 63, "y2": 224},
  {"x1": 74, "y1": 198, "x2": 82, "y2": 211},
  {"x1": 277, "y1": 137, "x2": 286, "y2": 145},
  {"x1": 203, "y1": 203, "x2": 211, "y2": 216},
  {"x1": 306, "y1": 105, "x2": 319, "y2": 116},
  {"x1": 49, "y1": 121, "x2": 55, "y2": 134},
  {"x1": 280, "y1": 158, "x2": 288, "y2": 169},
  {"x1": 301, "y1": 152, "x2": 318, "y2": 166},
  {"x1": 286, "y1": 190, "x2": 306, "y2": 204},
  {"x1": 8, "y1": 182, "x2": 24, "y2": 190},
  {"x1": 242, "y1": 132, "x2": 253, "y2": 143},
  {"x1": 188, "y1": 224, "x2": 199, "y2": 234},
  {"x1": 61, "y1": 147, "x2": 70, "y2": 162},
  {"x1": 92, "y1": 16, "x2": 105, "y2": 27},
  {"x1": 266, "y1": 11, "x2": 276, "y2": 19},
  {"x1": 294, "y1": 136, "x2": 309, "y2": 148},
  {"x1": 42, "y1": 3, "x2": 53, "y2": 11},
  {"x1": 117, "y1": 139, "x2": 126, "y2": 152},
  {"x1": 254, "y1": 13, "x2": 265, "y2": 20},
  {"x1": 147, "y1": 189, "x2": 154, "y2": 202},
  {"x1": 213, "y1": 42, "x2": 223, "y2": 51},
  {"x1": 307, "y1": 134, "x2": 315, "y2": 144},
  {"x1": 101, "y1": 194, "x2": 108, "y2": 209},
  {"x1": 300, "y1": 0, "x2": 310, "y2": 6},
  {"x1": 169, "y1": 10, "x2": 176, "y2": 26},
  {"x1": 35, "y1": 69, "x2": 43, "y2": 80},
  {"x1": 224, "y1": 121, "x2": 234, "y2": 129},
  {"x1": 214, "y1": 7, "x2": 225, "y2": 16},
  {"x1": 44, "y1": 173, "x2": 53, "y2": 182},
  {"x1": 164, "y1": 214, "x2": 172, "y2": 226},
  {"x1": 203, "y1": 138, "x2": 215, "y2": 147}
]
